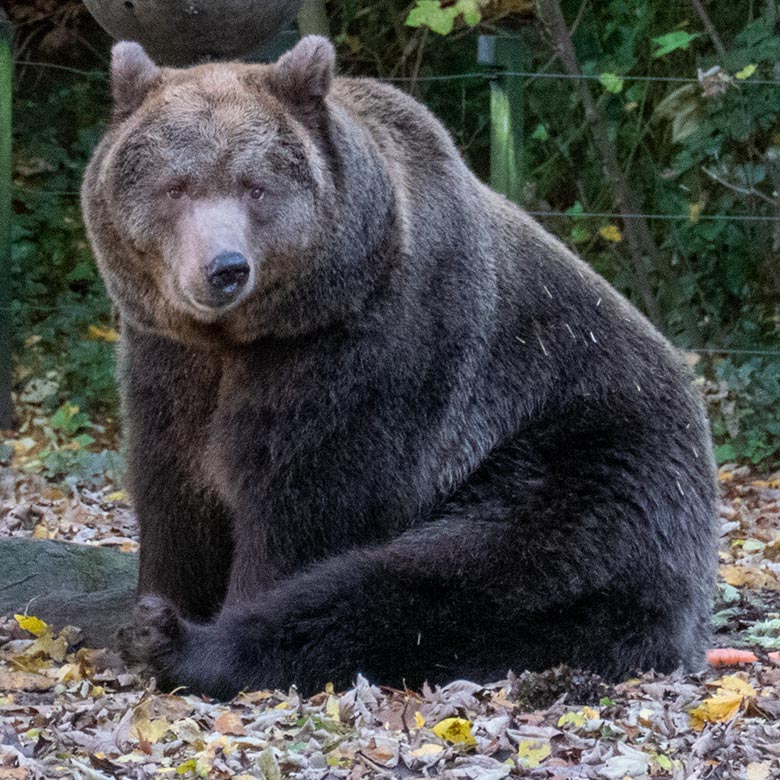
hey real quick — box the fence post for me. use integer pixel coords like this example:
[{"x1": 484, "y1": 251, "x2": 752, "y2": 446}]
[
  {"x1": 478, "y1": 34, "x2": 529, "y2": 205},
  {"x1": 0, "y1": 11, "x2": 13, "y2": 430}
]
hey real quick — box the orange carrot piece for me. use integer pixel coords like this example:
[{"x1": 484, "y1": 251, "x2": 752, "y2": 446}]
[{"x1": 707, "y1": 648, "x2": 780, "y2": 666}]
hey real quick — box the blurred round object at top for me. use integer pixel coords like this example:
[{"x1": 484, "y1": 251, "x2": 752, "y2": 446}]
[{"x1": 82, "y1": 0, "x2": 303, "y2": 65}]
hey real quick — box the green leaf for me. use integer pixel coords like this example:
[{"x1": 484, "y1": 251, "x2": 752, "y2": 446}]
[
  {"x1": 406, "y1": 1, "x2": 459, "y2": 35},
  {"x1": 566, "y1": 201, "x2": 585, "y2": 217},
  {"x1": 405, "y1": 0, "x2": 481, "y2": 34},
  {"x1": 735, "y1": 63, "x2": 757, "y2": 80},
  {"x1": 715, "y1": 442, "x2": 737, "y2": 463},
  {"x1": 599, "y1": 72, "x2": 624, "y2": 94},
  {"x1": 531, "y1": 123, "x2": 549, "y2": 141},
  {"x1": 569, "y1": 226, "x2": 591, "y2": 244},
  {"x1": 457, "y1": 0, "x2": 481, "y2": 27},
  {"x1": 652, "y1": 31, "x2": 701, "y2": 58}
]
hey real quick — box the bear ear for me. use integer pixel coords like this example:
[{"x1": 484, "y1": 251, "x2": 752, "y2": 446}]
[
  {"x1": 111, "y1": 41, "x2": 161, "y2": 122},
  {"x1": 268, "y1": 35, "x2": 335, "y2": 109}
]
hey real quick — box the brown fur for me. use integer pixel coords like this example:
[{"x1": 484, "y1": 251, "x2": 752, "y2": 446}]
[{"x1": 81, "y1": 38, "x2": 717, "y2": 699}]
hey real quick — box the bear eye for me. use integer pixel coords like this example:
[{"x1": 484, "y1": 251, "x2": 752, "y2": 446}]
[
  {"x1": 249, "y1": 186, "x2": 265, "y2": 201},
  {"x1": 167, "y1": 185, "x2": 185, "y2": 200}
]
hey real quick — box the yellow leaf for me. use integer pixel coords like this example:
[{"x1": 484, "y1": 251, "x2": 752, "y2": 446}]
[
  {"x1": 599, "y1": 224, "x2": 623, "y2": 243},
  {"x1": 558, "y1": 710, "x2": 587, "y2": 728},
  {"x1": 24, "y1": 631, "x2": 68, "y2": 663},
  {"x1": 517, "y1": 739, "x2": 552, "y2": 768},
  {"x1": 131, "y1": 702, "x2": 172, "y2": 744},
  {"x1": 325, "y1": 695, "x2": 340, "y2": 721},
  {"x1": 689, "y1": 201, "x2": 703, "y2": 223},
  {"x1": 690, "y1": 675, "x2": 756, "y2": 730},
  {"x1": 750, "y1": 479, "x2": 780, "y2": 489},
  {"x1": 414, "y1": 711, "x2": 426, "y2": 728},
  {"x1": 736, "y1": 64, "x2": 757, "y2": 80},
  {"x1": 716, "y1": 675, "x2": 757, "y2": 697},
  {"x1": 14, "y1": 614, "x2": 48, "y2": 637},
  {"x1": 87, "y1": 325, "x2": 120, "y2": 343},
  {"x1": 106, "y1": 490, "x2": 128, "y2": 502},
  {"x1": 432, "y1": 717, "x2": 477, "y2": 746}
]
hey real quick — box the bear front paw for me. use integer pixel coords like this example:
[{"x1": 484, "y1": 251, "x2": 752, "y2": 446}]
[{"x1": 118, "y1": 594, "x2": 186, "y2": 683}]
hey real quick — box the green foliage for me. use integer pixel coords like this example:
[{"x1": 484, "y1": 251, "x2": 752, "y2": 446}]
[
  {"x1": 12, "y1": 72, "x2": 116, "y2": 417},
  {"x1": 652, "y1": 30, "x2": 700, "y2": 58},
  {"x1": 743, "y1": 618, "x2": 780, "y2": 650},
  {"x1": 707, "y1": 359, "x2": 780, "y2": 466},
  {"x1": 17, "y1": 403, "x2": 126, "y2": 487},
  {"x1": 598, "y1": 73, "x2": 624, "y2": 94},
  {"x1": 406, "y1": 0, "x2": 482, "y2": 35}
]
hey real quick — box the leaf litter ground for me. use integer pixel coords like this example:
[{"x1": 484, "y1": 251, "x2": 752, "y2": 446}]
[{"x1": 1, "y1": 416, "x2": 780, "y2": 779}]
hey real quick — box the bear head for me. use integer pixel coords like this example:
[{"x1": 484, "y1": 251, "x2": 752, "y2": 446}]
[{"x1": 82, "y1": 37, "x2": 394, "y2": 347}]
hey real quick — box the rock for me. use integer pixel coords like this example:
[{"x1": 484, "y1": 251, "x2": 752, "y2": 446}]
[
  {"x1": 0, "y1": 538, "x2": 137, "y2": 648},
  {"x1": 82, "y1": 0, "x2": 304, "y2": 65}
]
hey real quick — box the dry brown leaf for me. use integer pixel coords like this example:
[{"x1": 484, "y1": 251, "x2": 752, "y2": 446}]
[
  {"x1": 213, "y1": 710, "x2": 247, "y2": 736},
  {"x1": 0, "y1": 670, "x2": 55, "y2": 691},
  {"x1": 719, "y1": 564, "x2": 780, "y2": 590}
]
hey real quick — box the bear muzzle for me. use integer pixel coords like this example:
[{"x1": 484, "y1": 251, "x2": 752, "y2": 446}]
[{"x1": 207, "y1": 252, "x2": 251, "y2": 297}]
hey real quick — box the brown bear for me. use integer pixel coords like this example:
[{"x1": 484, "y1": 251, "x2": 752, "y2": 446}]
[{"x1": 81, "y1": 36, "x2": 718, "y2": 699}]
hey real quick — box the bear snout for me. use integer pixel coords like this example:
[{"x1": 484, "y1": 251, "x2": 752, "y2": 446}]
[{"x1": 207, "y1": 252, "x2": 251, "y2": 296}]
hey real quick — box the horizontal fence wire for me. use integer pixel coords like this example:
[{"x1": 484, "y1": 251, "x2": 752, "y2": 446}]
[
  {"x1": 12, "y1": 58, "x2": 780, "y2": 87},
  {"x1": 8, "y1": 50, "x2": 780, "y2": 361},
  {"x1": 11, "y1": 187, "x2": 780, "y2": 224},
  {"x1": 385, "y1": 71, "x2": 780, "y2": 85},
  {"x1": 3, "y1": 299, "x2": 780, "y2": 357}
]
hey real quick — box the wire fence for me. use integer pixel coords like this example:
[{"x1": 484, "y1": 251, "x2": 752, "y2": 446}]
[
  {"x1": 7, "y1": 53, "x2": 780, "y2": 362},
  {"x1": 13, "y1": 59, "x2": 780, "y2": 86}
]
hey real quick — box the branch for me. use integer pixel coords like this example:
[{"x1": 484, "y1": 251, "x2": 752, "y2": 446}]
[
  {"x1": 689, "y1": 0, "x2": 728, "y2": 61},
  {"x1": 703, "y1": 167, "x2": 778, "y2": 206},
  {"x1": 535, "y1": 0, "x2": 662, "y2": 324}
]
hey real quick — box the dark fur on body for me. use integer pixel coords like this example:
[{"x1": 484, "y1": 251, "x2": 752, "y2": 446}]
[{"x1": 82, "y1": 37, "x2": 717, "y2": 699}]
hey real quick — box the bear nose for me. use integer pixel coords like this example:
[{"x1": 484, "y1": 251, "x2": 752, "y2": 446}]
[{"x1": 206, "y1": 252, "x2": 250, "y2": 294}]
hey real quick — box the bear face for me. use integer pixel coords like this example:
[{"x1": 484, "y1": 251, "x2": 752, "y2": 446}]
[{"x1": 83, "y1": 38, "x2": 388, "y2": 346}]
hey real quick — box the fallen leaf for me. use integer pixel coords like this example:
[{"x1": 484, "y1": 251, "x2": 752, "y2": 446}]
[
  {"x1": 14, "y1": 614, "x2": 48, "y2": 637},
  {"x1": 690, "y1": 675, "x2": 757, "y2": 730},
  {"x1": 517, "y1": 739, "x2": 551, "y2": 768},
  {"x1": 410, "y1": 743, "x2": 445, "y2": 758},
  {"x1": 214, "y1": 710, "x2": 247, "y2": 736},
  {"x1": 720, "y1": 564, "x2": 780, "y2": 590},
  {"x1": 0, "y1": 670, "x2": 55, "y2": 691},
  {"x1": 432, "y1": 717, "x2": 477, "y2": 746}
]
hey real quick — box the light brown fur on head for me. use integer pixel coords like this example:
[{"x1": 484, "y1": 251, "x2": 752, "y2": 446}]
[{"x1": 83, "y1": 38, "x2": 343, "y2": 348}]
